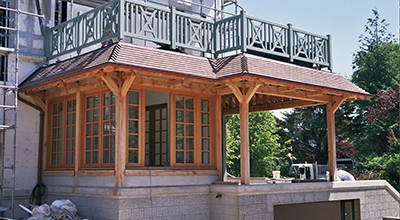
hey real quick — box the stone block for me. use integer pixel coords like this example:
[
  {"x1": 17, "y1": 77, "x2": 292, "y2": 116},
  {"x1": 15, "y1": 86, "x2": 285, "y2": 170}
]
[{"x1": 131, "y1": 208, "x2": 145, "y2": 219}]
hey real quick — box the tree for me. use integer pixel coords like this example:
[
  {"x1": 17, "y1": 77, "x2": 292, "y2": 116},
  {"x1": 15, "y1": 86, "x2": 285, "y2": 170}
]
[{"x1": 226, "y1": 112, "x2": 284, "y2": 177}]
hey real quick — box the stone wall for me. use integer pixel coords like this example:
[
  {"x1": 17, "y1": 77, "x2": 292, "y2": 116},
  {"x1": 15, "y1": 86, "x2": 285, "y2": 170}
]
[{"x1": 42, "y1": 180, "x2": 399, "y2": 220}]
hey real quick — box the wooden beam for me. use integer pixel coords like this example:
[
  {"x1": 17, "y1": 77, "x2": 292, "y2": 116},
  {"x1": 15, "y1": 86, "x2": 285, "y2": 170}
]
[
  {"x1": 100, "y1": 75, "x2": 120, "y2": 97},
  {"x1": 222, "y1": 100, "x2": 323, "y2": 115},
  {"x1": 227, "y1": 84, "x2": 244, "y2": 103},
  {"x1": 120, "y1": 74, "x2": 136, "y2": 97},
  {"x1": 244, "y1": 84, "x2": 261, "y2": 104},
  {"x1": 256, "y1": 86, "x2": 340, "y2": 103},
  {"x1": 30, "y1": 95, "x2": 46, "y2": 111},
  {"x1": 327, "y1": 102, "x2": 337, "y2": 181},
  {"x1": 329, "y1": 98, "x2": 345, "y2": 113}
]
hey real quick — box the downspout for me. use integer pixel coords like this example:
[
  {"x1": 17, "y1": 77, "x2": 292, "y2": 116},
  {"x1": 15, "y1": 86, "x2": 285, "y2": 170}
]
[{"x1": 18, "y1": 96, "x2": 43, "y2": 184}]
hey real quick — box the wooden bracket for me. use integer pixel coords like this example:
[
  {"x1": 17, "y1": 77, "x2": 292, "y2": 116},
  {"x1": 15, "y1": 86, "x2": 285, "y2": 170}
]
[
  {"x1": 121, "y1": 73, "x2": 137, "y2": 97},
  {"x1": 227, "y1": 83, "x2": 261, "y2": 104},
  {"x1": 30, "y1": 95, "x2": 46, "y2": 111}
]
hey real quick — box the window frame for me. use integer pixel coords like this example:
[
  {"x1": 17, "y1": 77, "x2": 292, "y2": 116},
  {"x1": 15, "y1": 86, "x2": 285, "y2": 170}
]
[{"x1": 48, "y1": 96, "x2": 76, "y2": 169}]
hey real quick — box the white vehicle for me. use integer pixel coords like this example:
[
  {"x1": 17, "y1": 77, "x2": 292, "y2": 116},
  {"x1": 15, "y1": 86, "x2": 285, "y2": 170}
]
[{"x1": 288, "y1": 162, "x2": 328, "y2": 180}]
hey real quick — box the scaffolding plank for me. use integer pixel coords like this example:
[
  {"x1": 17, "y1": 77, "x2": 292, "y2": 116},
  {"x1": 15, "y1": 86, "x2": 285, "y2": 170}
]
[
  {"x1": 0, "y1": 206, "x2": 10, "y2": 211},
  {"x1": 0, "y1": 47, "x2": 15, "y2": 56}
]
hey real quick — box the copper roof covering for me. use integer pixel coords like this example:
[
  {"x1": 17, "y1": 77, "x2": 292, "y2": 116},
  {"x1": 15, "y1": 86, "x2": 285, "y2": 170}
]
[{"x1": 20, "y1": 42, "x2": 369, "y2": 97}]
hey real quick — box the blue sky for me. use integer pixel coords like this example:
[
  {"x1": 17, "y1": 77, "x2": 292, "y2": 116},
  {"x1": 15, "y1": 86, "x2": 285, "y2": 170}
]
[{"x1": 233, "y1": 0, "x2": 399, "y2": 78}]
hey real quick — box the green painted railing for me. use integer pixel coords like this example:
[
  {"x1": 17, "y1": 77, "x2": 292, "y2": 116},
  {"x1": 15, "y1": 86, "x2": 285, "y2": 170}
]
[{"x1": 45, "y1": 0, "x2": 332, "y2": 70}]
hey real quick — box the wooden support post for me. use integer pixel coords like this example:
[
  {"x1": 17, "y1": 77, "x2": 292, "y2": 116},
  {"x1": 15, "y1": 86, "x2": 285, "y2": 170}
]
[
  {"x1": 214, "y1": 95, "x2": 223, "y2": 180},
  {"x1": 41, "y1": 99, "x2": 49, "y2": 183},
  {"x1": 239, "y1": 101, "x2": 250, "y2": 184},
  {"x1": 326, "y1": 99, "x2": 344, "y2": 181},
  {"x1": 74, "y1": 91, "x2": 83, "y2": 186},
  {"x1": 115, "y1": 92, "x2": 127, "y2": 187},
  {"x1": 227, "y1": 83, "x2": 260, "y2": 185}
]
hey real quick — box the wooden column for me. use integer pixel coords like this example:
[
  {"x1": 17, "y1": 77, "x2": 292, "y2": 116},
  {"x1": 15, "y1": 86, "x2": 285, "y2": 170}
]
[
  {"x1": 74, "y1": 91, "x2": 83, "y2": 186},
  {"x1": 228, "y1": 83, "x2": 260, "y2": 185},
  {"x1": 100, "y1": 73, "x2": 136, "y2": 187},
  {"x1": 115, "y1": 94, "x2": 127, "y2": 187},
  {"x1": 326, "y1": 99, "x2": 344, "y2": 181},
  {"x1": 214, "y1": 94, "x2": 223, "y2": 180}
]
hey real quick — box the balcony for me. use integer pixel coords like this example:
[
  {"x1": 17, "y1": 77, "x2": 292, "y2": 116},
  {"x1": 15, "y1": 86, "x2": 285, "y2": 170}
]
[{"x1": 45, "y1": 0, "x2": 332, "y2": 70}]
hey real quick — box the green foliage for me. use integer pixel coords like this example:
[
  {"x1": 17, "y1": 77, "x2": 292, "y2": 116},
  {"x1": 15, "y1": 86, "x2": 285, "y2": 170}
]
[{"x1": 226, "y1": 112, "x2": 285, "y2": 177}]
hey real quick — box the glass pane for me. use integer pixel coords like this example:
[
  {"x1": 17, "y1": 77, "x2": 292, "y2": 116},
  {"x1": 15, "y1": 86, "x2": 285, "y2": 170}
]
[
  {"x1": 67, "y1": 114, "x2": 72, "y2": 125},
  {"x1": 53, "y1": 103, "x2": 58, "y2": 114},
  {"x1": 202, "y1": 139, "x2": 209, "y2": 150},
  {"x1": 162, "y1": 131, "x2": 167, "y2": 141},
  {"x1": 176, "y1": 110, "x2": 184, "y2": 122},
  {"x1": 202, "y1": 113, "x2": 209, "y2": 124},
  {"x1": 93, "y1": 137, "x2": 99, "y2": 149},
  {"x1": 73, "y1": 113, "x2": 76, "y2": 124},
  {"x1": 111, "y1": 136, "x2": 115, "y2": 148},
  {"x1": 66, "y1": 139, "x2": 71, "y2": 151},
  {"x1": 155, "y1": 109, "x2": 160, "y2": 120},
  {"x1": 162, "y1": 108, "x2": 167, "y2": 118},
  {"x1": 128, "y1": 150, "x2": 138, "y2": 163},
  {"x1": 58, "y1": 103, "x2": 63, "y2": 114},
  {"x1": 67, "y1": 100, "x2": 72, "y2": 112},
  {"x1": 93, "y1": 123, "x2": 99, "y2": 135},
  {"x1": 111, "y1": 150, "x2": 115, "y2": 163},
  {"x1": 86, "y1": 110, "x2": 92, "y2": 122},
  {"x1": 145, "y1": 132, "x2": 150, "y2": 142},
  {"x1": 202, "y1": 152, "x2": 209, "y2": 164},
  {"x1": 51, "y1": 154, "x2": 56, "y2": 164},
  {"x1": 186, "y1": 152, "x2": 194, "y2": 163},
  {"x1": 53, "y1": 116, "x2": 57, "y2": 127},
  {"x1": 52, "y1": 129, "x2": 57, "y2": 139},
  {"x1": 66, "y1": 153, "x2": 71, "y2": 164},
  {"x1": 162, "y1": 143, "x2": 167, "y2": 153},
  {"x1": 86, "y1": 138, "x2": 91, "y2": 150},
  {"x1": 103, "y1": 121, "x2": 110, "y2": 134},
  {"x1": 73, "y1": 100, "x2": 76, "y2": 111},
  {"x1": 186, "y1": 138, "x2": 194, "y2": 150},
  {"x1": 67, "y1": 127, "x2": 71, "y2": 138},
  {"x1": 176, "y1": 96, "x2": 184, "y2": 109},
  {"x1": 201, "y1": 100, "x2": 209, "y2": 111},
  {"x1": 176, "y1": 124, "x2": 184, "y2": 136},
  {"x1": 129, "y1": 135, "x2": 138, "y2": 149},
  {"x1": 111, "y1": 106, "x2": 116, "y2": 119},
  {"x1": 93, "y1": 109, "x2": 99, "y2": 121},
  {"x1": 104, "y1": 107, "x2": 110, "y2": 120},
  {"x1": 176, "y1": 137, "x2": 184, "y2": 150},
  {"x1": 86, "y1": 152, "x2": 91, "y2": 164},
  {"x1": 155, "y1": 121, "x2": 160, "y2": 131},
  {"x1": 94, "y1": 95, "x2": 99, "y2": 107},
  {"x1": 72, "y1": 153, "x2": 75, "y2": 164},
  {"x1": 155, "y1": 143, "x2": 160, "y2": 153},
  {"x1": 57, "y1": 153, "x2": 62, "y2": 165},
  {"x1": 93, "y1": 151, "x2": 98, "y2": 164},
  {"x1": 86, "y1": 124, "x2": 92, "y2": 136},
  {"x1": 58, "y1": 140, "x2": 62, "y2": 151},
  {"x1": 186, "y1": 124, "x2": 194, "y2": 136},
  {"x1": 155, "y1": 155, "x2": 160, "y2": 165},
  {"x1": 162, "y1": 120, "x2": 167, "y2": 130},
  {"x1": 202, "y1": 126, "x2": 209, "y2": 137},
  {"x1": 129, "y1": 106, "x2": 138, "y2": 119},
  {"x1": 145, "y1": 111, "x2": 150, "y2": 120},
  {"x1": 58, "y1": 115, "x2": 63, "y2": 127},
  {"x1": 87, "y1": 96, "x2": 92, "y2": 109},
  {"x1": 155, "y1": 132, "x2": 160, "y2": 142},
  {"x1": 52, "y1": 141, "x2": 56, "y2": 152},
  {"x1": 111, "y1": 93, "x2": 116, "y2": 104},
  {"x1": 111, "y1": 121, "x2": 116, "y2": 133},
  {"x1": 103, "y1": 136, "x2": 109, "y2": 149},
  {"x1": 129, "y1": 121, "x2": 138, "y2": 133},
  {"x1": 129, "y1": 91, "x2": 139, "y2": 104},
  {"x1": 185, "y1": 97, "x2": 193, "y2": 109},
  {"x1": 104, "y1": 92, "x2": 110, "y2": 106},
  {"x1": 103, "y1": 150, "x2": 109, "y2": 163},
  {"x1": 58, "y1": 128, "x2": 62, "y2": 139},
  {"x1": 186, "y1": 111, "x2": 193, "y2": 123},
  {"x1": 176, "y1": 151, "x2": 184, "y2": 163},
  {"x1": 73, "y1": 126, "x2": 76, "y2": 138}
]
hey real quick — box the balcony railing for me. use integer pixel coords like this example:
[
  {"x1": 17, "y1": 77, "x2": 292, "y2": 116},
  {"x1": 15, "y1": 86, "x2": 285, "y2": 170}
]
[{"x1": 45, "y1": 0, "x2": 332, "y2": 70}]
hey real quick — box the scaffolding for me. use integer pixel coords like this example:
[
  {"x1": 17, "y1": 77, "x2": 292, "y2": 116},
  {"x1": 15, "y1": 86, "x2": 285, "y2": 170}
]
[{"x1": 0, "y1": 0, "x2": 43, "y2": 218}]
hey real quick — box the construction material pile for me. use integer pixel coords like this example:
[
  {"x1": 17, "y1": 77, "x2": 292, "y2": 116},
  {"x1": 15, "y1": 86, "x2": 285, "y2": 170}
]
[{"x1": 20, "y1": 199, "x2": 90, "y2": 220}]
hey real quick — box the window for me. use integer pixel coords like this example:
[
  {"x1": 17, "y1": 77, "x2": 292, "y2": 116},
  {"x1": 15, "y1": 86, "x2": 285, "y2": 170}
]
[
  {"x1": 128, "y1": 91, "x2": 139, "y2": 164},
  {"x1": 200, "y1": 99, "x2": 210, "y2": 164},
  {"x1": 54, "y1": 0, "x2": 67, "y2": 26},
  {"x1": 84, "y1": 91, "x2": 116, "y2": 167},
  {"x1": 175, "y1": 96, "x2": 194, "y2": 164},
  {"x1": 50, "y1": 98, "x2": 76, "y2": 167}
]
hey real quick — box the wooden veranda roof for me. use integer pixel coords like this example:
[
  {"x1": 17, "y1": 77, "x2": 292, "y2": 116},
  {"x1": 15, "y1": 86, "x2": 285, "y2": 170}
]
[{"x1": 20, "y1": 42, "x2": 370, "y2": 113}]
